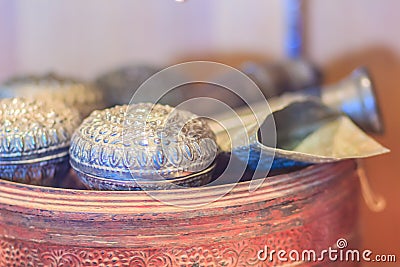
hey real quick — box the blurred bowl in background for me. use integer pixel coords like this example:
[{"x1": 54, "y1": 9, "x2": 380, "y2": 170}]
[
  {"x1": 95, "y1": 64, "x2": 160, "y2": 107},
  {"x1": 0, "y1": 72, "x2": 106, "y2": 118}
]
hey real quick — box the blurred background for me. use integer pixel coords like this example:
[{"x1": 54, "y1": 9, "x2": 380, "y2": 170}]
[{"x1": 0, "y1": 0, "x2": 398, "y2": 265}]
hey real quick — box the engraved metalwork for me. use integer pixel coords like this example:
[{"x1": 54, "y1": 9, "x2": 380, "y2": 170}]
[
  {"x1": 0, "y1": 161, "x2": 360, "y2": 266},
  {"x1": 70, "y1": 103, "x2": 217, "y2": 190},
  {"x1": 0, "y1": 98, "x2": 81, "y2": 186}
]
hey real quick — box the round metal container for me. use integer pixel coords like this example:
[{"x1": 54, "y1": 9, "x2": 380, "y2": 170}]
[
  {"x1": 0, "y1": 160, "x2": 360, "y2": 266},
  {"x1": 0, "y1": 73, "x2": 106, "y2": 118},
  {"x1": 70, "y1": 103, "x2": 218, "y2": 190},
  {"x1": 0, "y1": 98, "x2": 81, "y2": 187},
  {"x1": 95, "y1": 65, "x2": 160, "y2": 106},
  {"x1": 241, "y1": 59, "x2": 322, "y2": 98}
]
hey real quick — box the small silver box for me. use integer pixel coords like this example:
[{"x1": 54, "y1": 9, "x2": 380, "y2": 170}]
[
  {"x1": 0, "y1": 98, "x2": 81, "y2": 186},
  {"x1": 70, "y1": 103, "x2": 217, "y2": 190}
]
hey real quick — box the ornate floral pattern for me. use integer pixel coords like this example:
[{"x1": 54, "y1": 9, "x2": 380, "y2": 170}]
[
  {"x1": 70, "y1": 103, "x2": 217, "y2": 179},
  {"x1": 0, "y1": 228, "x2": 351, "y2": 267},
  {"x1": 0, "y1": 98, "x2": 80, "y2": 158},
  {"x1": 0, "y1": 156, "x2": 69, "y2": 186},
  {"x1": 0, "y1": 161, "x2": 359, "y2": 266},
  {"x1": 0, "y1": 238, "x2": 39, "y2": 266}
]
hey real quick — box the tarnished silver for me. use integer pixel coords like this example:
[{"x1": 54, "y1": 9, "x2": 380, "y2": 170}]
[
  {"x1": 0, "y1": 98, "x2": 81, "y2": 186},
  {"x1": 318, "y1": 67, "x2": 383, "y2": 134},
  {"x1": 95, "y1": 65, "x2": 160, "y2": 106},
  {"x1": 1, "y1": 73, "x2": 106, "y2": 118},
  {"x1": 158, "y1": 60, "x2": 322, "y2": 114},
  {"x1": 70, "y1": 103, "x2": 217, "y2": 190},
  {"x1": 241, "y1": 59, "x2": 322, "y2": 98},
  {"x1": 208, "y1": 67, "x2": 388, "y2": 173},
  {"x1": 241, "y1": 65, "x2": 382, "y2": 134}
]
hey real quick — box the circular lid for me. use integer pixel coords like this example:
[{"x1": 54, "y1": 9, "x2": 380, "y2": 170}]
[
  {"x1": 70, "y1": 103, "x2": 217, "y2": 180},
  {"x1": 0, "y1": 98, "x2": 81, "y2": 162},
  {"x1": 1, "y1": 73, "x2": 105, "y2": 117}
]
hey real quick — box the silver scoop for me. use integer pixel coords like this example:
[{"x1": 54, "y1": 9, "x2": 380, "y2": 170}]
[{"x1": 208, "y1": 67, "x2": 388, "y2": 176}]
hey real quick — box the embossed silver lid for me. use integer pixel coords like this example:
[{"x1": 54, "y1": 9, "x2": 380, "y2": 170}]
[
  {"x1": 0, "y1": 98, "x2": 81, "y2": 163},
  {"x1": 1, "y1": 73, "x2": 106, "y2": 117},
  {"x1": 70, "y1": 103, "x2": 218, "y2": 181}
]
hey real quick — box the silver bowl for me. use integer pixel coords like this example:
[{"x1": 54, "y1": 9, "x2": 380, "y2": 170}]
[{"x1": 1, "y1": 72, "x2": 106, "y2": 118}]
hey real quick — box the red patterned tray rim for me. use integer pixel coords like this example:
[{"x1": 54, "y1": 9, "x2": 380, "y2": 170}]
[{"x1": 0, "y1": 160, "x2": 356, "y2": 213}]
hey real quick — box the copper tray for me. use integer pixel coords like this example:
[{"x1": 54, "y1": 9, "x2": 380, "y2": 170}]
[{"x1": 0, "y1": 160, "x2": 359, "y2": 266}]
